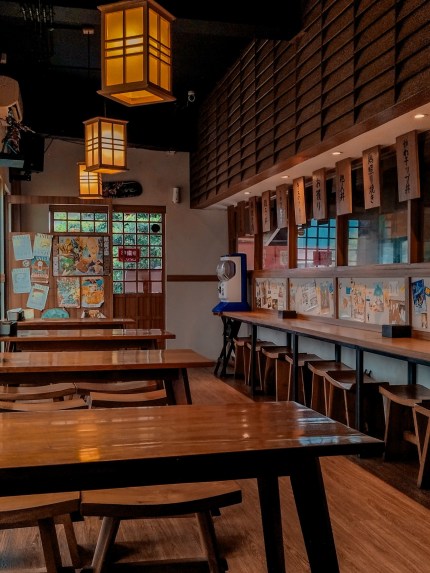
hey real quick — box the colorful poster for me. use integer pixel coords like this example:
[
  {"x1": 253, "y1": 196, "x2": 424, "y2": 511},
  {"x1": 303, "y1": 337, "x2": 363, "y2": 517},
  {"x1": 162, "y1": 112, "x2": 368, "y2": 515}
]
[
  {"x1": 57, "y1": 236, "x2": 104, "y2": 276},
  {"x1": 81, "y1": 276, "x2": 104, "y2": 308},
  {"x1": 12, "y1": 266, "x2": 31, "y2": 293},
  {"x1": 33, "y1": 233, "x2": 52, "y2": 258},
  {"x1": 412, "y1": 279, "x2": 427, "y2": 314},
  {"x1": 30, "y1": 256, "x2": 50, "y2": 283},
  {"x1": 57, "y1": 277, "x2": 80, "y2": 308},
  {"x1": 12, "y1": 234, "x2": 32, "y2": 260},
  {"x1": 27, "y1": 283, "x2": 49, "y2": 311}
]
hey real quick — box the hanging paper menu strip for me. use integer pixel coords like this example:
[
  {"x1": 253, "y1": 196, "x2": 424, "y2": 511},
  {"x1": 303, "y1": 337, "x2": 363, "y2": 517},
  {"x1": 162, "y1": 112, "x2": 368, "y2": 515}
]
[
  {"x1": 396, "y1": 130, "x2": 420, "y2": 201},
  {"x1": 362, "y1": 146, "x2": 381, "y2": 209},
  {"x1": 312, "y1": 168, "x2": 327, "y2": 220},
  {"x1": 275, "y1": 184, "x2": 288, "y2": 229},
  {"x1": 293, "y1": 176, "x2": 307, "y2": 225},
  {"x1": 335, "y1": 158, "x2": 353, "y2": 216}
]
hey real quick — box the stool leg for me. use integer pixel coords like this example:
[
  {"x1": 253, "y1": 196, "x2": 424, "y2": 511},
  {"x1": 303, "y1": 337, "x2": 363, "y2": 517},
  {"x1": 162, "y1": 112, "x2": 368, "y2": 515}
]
[
  {"x1": 196, "y1": 510, "x2": 227, "y2": 573},
  {"x1": 233, "y1": 343, "x2": 244, "y2": 378},
  {"x1": 276, "y1": 360, "x2": 290, "y2": 401},
  {"x1": 91, "y1": 516, "x2": 121, "y2": 573},
  {"x1": 59, "y1": 513, "x2": 81, "y2": 568},
  {"x1": 38, "y1": 517, "x2": 63, "y2": 573},
  {"x1": 384, "y1": 401, "x2": 416, "y2": 460},
  {"x1": 310, "y1": 373, "x2": 326, "y2": 414}
]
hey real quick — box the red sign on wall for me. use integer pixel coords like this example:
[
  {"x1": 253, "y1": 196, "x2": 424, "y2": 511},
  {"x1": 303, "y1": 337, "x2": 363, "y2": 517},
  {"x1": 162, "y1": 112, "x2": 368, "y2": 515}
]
[{"x1": 118, "y1": 247, "x2": 140, "y2": 262}]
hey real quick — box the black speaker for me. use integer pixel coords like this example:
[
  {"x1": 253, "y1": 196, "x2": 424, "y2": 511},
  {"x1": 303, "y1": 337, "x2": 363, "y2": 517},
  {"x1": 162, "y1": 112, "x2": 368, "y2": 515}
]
[{"x1": 20, "y1": 131, "x2": 45, "y2": 173}]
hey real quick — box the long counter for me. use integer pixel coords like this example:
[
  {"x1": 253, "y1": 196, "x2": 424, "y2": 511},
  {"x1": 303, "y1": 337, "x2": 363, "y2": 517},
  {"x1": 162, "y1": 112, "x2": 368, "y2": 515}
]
[{"x1": 218, "y1": 311, "x2": 430, "y2": 431}]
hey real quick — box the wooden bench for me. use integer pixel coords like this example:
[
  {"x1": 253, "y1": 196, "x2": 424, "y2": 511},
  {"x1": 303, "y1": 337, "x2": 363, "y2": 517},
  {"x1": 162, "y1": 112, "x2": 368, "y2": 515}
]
[{"x1": 379, "y1": 384, "x2": 430, "y2": 460}]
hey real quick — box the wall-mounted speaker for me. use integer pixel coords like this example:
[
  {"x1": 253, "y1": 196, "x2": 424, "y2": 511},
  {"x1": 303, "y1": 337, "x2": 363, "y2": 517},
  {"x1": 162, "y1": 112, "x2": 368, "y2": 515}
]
[{"x1": 20, "y1": 131, "x2": 45, "y2": 173}]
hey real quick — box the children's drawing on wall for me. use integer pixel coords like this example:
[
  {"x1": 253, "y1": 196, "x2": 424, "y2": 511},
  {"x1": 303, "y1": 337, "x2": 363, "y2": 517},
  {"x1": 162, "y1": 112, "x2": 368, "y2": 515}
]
[
  {"x1": 255, "y1": 278, "x2": 287, "y2": 310},
  {"x1": 351, "y1": 282, "x2": 366, "y2": 322},
  {"x1": 412, "y1": 279, "x2": 427, "y2": 314},
  {"x1": 56, "y1": 236, "x2": 104, "y2": 276},
  {"x1": 388, "y1": 298, "x2": 406, "y2": 324},
  {"x1": 366, "y1": 282, "x2": 384, "y2": 321},
  {"x1": 320, "y1": 281, "x2": 331, "y2": 314},
  {"x1": 338, "y1": 281, "x2": 352, "y2": 319},
  {"x1": 57, "y1": 277, "x2": 80, "y2": 308},
  {"x1": 301, "y1": 281, "x2": 318, "y2": 312}
]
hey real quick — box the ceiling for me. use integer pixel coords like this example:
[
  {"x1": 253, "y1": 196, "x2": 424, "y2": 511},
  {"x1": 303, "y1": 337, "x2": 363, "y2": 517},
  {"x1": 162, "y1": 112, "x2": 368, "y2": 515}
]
[{"x1": 0, "y1": 1, "x2": 304, "y2": 152}]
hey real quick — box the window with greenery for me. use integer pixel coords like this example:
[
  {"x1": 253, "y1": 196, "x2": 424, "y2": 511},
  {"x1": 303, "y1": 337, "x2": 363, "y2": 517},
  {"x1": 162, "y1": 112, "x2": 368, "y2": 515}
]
[
  {"x1": 296, "y1": 218, "x2": 336, "y2": 268},
  {"x1": 50, "y1": 207, "x2": 109, "y2": 234},
  {"x1": 112, "y1": 210, "x2": 164, "y2": 295}
]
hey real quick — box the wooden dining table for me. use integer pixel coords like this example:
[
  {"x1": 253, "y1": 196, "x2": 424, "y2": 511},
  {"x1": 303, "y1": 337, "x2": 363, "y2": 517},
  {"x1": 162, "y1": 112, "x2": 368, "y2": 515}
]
[
  {"x1": 16, "y1": 317, "x2": 135, "y2": 330},
  {"x1": 0, "y1": 401, "x2": 384, "y2": 572},
  {"x1": 0, "y1": 348, "x2": 213, "y2": 405},
  {"x1": 1, "y1": 328, "x2": 176, "y2": 351}
]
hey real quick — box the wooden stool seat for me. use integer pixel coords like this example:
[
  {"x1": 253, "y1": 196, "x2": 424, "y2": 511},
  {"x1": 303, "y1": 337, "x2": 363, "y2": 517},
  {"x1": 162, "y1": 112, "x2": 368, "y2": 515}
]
[
  {"x1": 379, "y1": 384, "x2": 430, "y2": 460},
  {"x1": 88, "y1": 389, "x2": 168, "y2": 408},
  {"x1": 0, "y1": 491, "x2": 81, "y2": 572},
  {"x1": 75, "y1": 380, "x2": 159, "y2": 396},
  {"x1": 324, "y1": 370, "x2": 389, "y2": 437},
  {"x1": 81, "y1": 479, "x2": 242, "y2": 573},
  {"x1": 413, "y1": 400, "x2": 430, "y2": 488},
  {"x1": 261, "y1": 345, "x2": 291, "y2": 396},
  {"x1": 307, "y1": 361, "x2": 353, "y2": 415},
  {"x1": 0, "y1": 382, "x2": 77, "y2": 401}
]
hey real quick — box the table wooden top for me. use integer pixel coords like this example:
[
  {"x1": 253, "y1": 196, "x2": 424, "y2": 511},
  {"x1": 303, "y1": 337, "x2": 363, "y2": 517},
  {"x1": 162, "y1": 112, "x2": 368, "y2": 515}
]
[
  {"x1": 16, "y1": 317, "x2": 135, "y2": 330},
  {"x1": 221, "y1": 310, "x2": 430, "y2": 365},
  {"x1": 0, "y1": 401, "x2": 383, "y2": 497},
  {"x1": 1, "y1": 328, "x2": 176, "y2": 342},
  {"x1": 0, "y1": 348, "x2": 213, "y2": 373}
]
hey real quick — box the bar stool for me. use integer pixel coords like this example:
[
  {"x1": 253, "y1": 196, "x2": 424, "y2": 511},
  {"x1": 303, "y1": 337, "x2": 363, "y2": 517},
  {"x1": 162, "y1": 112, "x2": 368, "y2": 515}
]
[
  {"x1": 261, "y1": 345, "x2": 291, "y2": 396},
  {"x1": 379, "y1": 384, "x2": 430, "y2": 460},
  {"x1": 307, "y1": 360, "x2": 354, "y2": 415},
  {"x1": 413, "y1": 400, "x2": 430, "y2": 488},
  {"x1": 283, "y1": 353, "x2": 323, "y2": 404},
  {"x1": 244, "y1": 340, "x2": 276, "y2": 388},
  {"x1": 324, "y1": 370, "x2": 389, "y2": 438},
  {"x1": 232, "y1": 336, "x2": 252, "y2": 379}
]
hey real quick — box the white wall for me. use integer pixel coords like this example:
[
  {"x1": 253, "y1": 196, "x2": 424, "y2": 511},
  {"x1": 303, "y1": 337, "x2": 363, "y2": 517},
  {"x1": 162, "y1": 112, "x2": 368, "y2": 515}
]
[{"x1": 17, "y1": 138, "x2": 227, "y2": 360}]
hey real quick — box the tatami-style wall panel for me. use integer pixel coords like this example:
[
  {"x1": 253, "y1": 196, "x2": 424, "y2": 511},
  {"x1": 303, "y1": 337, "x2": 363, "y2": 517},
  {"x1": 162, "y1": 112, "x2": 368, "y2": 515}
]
[{"x1": 190, "y1": 0, "x2": 430, "y2": 209}]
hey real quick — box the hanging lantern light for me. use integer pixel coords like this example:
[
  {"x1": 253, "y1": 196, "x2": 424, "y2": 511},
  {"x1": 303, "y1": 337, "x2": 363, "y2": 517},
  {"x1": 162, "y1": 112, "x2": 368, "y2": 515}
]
[
  {"x1": 78, "y1": 162, "x2": 102, "y2": 197},
  {"x1": 97, "y1": 0, "x2": 176, "y2": 106},
  {"x1": 83, "y1": 116, "x2": 128, "y2": 173}
]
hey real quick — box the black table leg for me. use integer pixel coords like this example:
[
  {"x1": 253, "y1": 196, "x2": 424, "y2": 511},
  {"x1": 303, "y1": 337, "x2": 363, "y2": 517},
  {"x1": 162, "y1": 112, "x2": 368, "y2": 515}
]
[
  {"x1": 257, "y1": 474, "x2": 286, "y2": 573},
  {"x1": 290, "y1": 457, "x2": 340, "y2": 572}
]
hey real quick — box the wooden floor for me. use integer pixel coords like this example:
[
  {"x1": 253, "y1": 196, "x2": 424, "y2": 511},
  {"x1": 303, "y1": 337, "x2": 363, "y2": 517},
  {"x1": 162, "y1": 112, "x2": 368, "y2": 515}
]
[{"x1": 1, "y1": 367, "x2": 430, "y2": 572}]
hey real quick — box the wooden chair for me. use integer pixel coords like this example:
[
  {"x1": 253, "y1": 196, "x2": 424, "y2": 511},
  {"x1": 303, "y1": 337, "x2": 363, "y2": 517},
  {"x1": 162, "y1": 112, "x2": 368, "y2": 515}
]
[
  {"x1": 413, "y1": 399, "x2": 430, "y2": 488},
  {"x1": 82, "y1": 390, "x2": 243, "y2": 573},
  {"x1": 324, "y1": 370, "x2": 388, "y2": 438},
  {"x1": 0, "y1": 384, "x2": 82, "y2": 572},
  {"x1": 379, "y1": 384, "x2": 430, "y2": 460}
]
